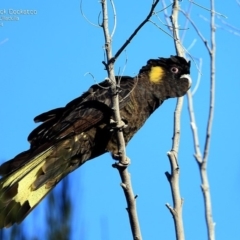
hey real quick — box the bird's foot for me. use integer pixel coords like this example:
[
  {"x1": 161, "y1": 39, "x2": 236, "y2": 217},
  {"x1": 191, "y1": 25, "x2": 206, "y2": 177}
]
[
  {"x1": 109, "y1": 118, "x2": 128, "y2": 131},
  {"x1": 112, "y1": 153, "x2": 130, "y2": 167}
]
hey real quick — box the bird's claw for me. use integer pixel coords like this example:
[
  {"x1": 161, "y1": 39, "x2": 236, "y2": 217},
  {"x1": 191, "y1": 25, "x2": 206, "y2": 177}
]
[
  {"x1": 109, "y1": 118, "x2": 128, "y2": 131},
  {"x1": 112, "y1": 153, "x2": 130, "y2": 167}
]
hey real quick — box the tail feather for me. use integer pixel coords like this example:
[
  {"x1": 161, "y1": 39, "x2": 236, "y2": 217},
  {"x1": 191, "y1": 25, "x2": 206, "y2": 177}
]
[
  {"x1": 0, "y1": 148, "x2": 54, "y2": 228},
  {"x1": 1, "y1": 149, "x2": 52, "y2": 189},
  {"x1": 0, "y1": 130, "x2": 93, "y2": 228},
  {"x1": 0, "y1": 150, "x2": 32, "y2": 176}
]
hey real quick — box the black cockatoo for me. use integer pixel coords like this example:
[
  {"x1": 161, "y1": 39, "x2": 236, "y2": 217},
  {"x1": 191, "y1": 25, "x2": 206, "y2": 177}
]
[{"x1": 0, "y1": 55, "x2": 191, "y2": 228}]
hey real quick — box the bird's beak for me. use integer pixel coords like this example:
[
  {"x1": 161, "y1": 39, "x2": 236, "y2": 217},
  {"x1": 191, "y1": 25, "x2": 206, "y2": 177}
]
[{"x1": 180, "y1": 74, "x2": 192, "y2": 89}]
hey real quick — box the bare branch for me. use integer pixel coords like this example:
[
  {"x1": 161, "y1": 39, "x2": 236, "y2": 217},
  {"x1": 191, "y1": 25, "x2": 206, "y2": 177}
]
[
  {"x1": 180, "y1": 10, "x2": 211, "y2": 54},
  {"x1": 112, "y1": 0, "x2": 160, "y2": 63},
  {"x1": 184, "y1": 1, "x2": 216, "y2": 239},
  {"x1": 110, "y1": 0, "x2": 117, "y2": 37},
  {"x1": 80, "y1": 0, "x2": 100, "y2": 27},
  {"x1": 218, "y1": 18, "x2": 240, "y2": 32},
  {"x1": 191, "y1": 57, "x2": 202, "y2": 96},
  {"x1": 171, "y1": 1, "x2": 185, "y2": 56},
  {"x1": 203, "y1": 0, "x2": 215, "y2": 171},
  {"x1": 201, "y1": 3, "x2": 216, "y2": 237},
  {"x1": 164, "y1": 1, "x2": 185, "y2": 240},
  {"x1": 112, "y1": 164, "x2": 142, "y2": 240},
  {"x1": 216, "y1": 15, "x2": 240, "y2": 37},
  {"x1": 187, "y1": 90, "x2": 202, "y2": 164},
  {"x1": 165, "y1": 150, "x2": 185, "y2": 240},
  {"x1": 188, "y1": 0, "x2": 227, "y2": 18},
  {"x1": 100, "y1": 1, "x2": 141, "y2": 239},
  {"x1": 155, "y1": 2, "x2": 173, "y2": 14},
  {"x1": 116, "y1": 51, "x2": 128, "y2": 81},
  {"x1": 186, "y1": 39, "x2": 197, "y2": 51},
  {"x1": 187, "y1": 66, "x2": 215, "y2": 240},
  {"x1": 149, "y1": 20, "x2": 175, "y2": 39},
  {"x1": 161, "y1": 0, "x2": 172, "y2": 31},
  {"x1": 101, "y1": 0, "x2": 128, "y2": 164},
  {"x1": 84, "y1": 72, "x2": 110, "y2": 89},
  {"x1": 181, "y1": 1, "x2": 193, "y2": 44}
]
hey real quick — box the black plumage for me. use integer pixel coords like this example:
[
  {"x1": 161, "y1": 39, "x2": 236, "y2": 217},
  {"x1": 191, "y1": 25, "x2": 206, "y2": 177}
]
[{"x1": 0, "y1": 55, "x2": 191, "y2": 228}]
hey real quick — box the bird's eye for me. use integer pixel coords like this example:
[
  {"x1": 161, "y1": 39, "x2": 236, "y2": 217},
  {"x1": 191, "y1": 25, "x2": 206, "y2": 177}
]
[{"x1": 171, "y1": 67, "x2": 179, "y2": 73}]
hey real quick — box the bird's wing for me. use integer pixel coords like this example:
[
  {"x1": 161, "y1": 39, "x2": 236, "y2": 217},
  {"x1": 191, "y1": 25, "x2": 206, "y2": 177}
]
[
  {"x1": 28, "y1": 76, "x2": 136, "y2": 146},
  {"x1": 1, "y1": 76, "x2": 135, "y2": 175}
]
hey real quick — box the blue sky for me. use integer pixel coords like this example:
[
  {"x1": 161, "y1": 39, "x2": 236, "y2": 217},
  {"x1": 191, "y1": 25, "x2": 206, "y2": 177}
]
[{"x1": 0, "y1": 0, "x2": 240, "y2": 239}]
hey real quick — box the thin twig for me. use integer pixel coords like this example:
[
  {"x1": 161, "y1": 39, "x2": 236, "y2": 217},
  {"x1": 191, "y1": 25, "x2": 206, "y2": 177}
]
[
  {"x1": 161, "y1": 0, "x2": 172, "y2": 31},
  {"x1": 100, "y1": 1, "x2": 142, "y2": 239},
  {"x1": 188, "y1": 89, "x2": 215, "y2": 240},
  {"x1": 110, "y1": 0, "x2": 117, "y2": 37},
  {"x1": 186, "y1": 39, "x2": 197, "y2": 52},
  {"x1": 187, "y1": 90, "x2": 202, "y2": 163},
  {"x1": 80, "y1": 0, "x2": 100, "y2": 27},
  {"x1": 149, "y1": 20, "x2": 175, "y2": 39},
  {"x1": 185, "y1": 1, "x2": 216, "y2": 239},
  {"x1": 117, "y1": 51, "x2": 128, "y2": 83},
  {"x1": 84, "y1": 72, "x2": 110, "y2": 89},
  {"x1": 180, "y1": 10, "x2": 211, "y2": 54},
  {"x1": 187, "y1": 76, "x2": 216, "y2": 240},
  {"x1": 164, "y1": 1, "x2": 185, "y2": 240},
  {"x1": 201, "y1": 1, "x2": 216, "y2": 238},
  {"x1": 155, "y1": 2, "x2": 172, "y2": 14},
  {"x1": 112, "y1": 0, "x2": 160, "y2": 63},
  {"x1": 188, "y1": 0, "x2": 227, "y2": 18},
  {"x1": 191, "y1": 57, "x2": 202, "y2": 96},
  {"x1": 181, "y1": 1, "x2": 193, "y2": 44},
  {"x1": 112, "y1": 165, "x2": 142, "y2": 240},
  {"x1": 218, "y1": 18, "x2": 240, "y2": 32}
]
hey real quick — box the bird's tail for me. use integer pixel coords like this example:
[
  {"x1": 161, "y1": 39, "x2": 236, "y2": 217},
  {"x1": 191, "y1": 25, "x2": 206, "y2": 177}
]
[
  {"x1": 0, "y1": 149, "x2": 52, "y2": 228},
  {"x1": 0, "y1": 146, "x2": 69, "y2": 228}
]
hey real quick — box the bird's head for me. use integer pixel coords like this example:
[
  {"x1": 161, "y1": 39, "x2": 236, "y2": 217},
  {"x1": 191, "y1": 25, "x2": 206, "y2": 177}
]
[{"x1": 139, "y1": 55, "x2": 191, "y2": 98}]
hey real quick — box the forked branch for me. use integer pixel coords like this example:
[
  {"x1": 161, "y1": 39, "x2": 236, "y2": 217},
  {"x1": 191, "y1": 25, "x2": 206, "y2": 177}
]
[
  {"x1": 184, "y1": 0, "x2": 216, "y2": 239},
  {"x1": 100, "y1": 0, "x2": 141, "y2": 239},
  {"x1": 165, "y1": 1, "x2": 185, "y2": 240},
  {"x1": 111, "y1": 0, "x2": 160, "y2": 63}
]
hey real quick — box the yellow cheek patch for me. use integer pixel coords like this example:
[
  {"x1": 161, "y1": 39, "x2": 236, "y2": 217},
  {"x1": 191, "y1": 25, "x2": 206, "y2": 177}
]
[{"x1": 149, "y1": 66, "x2": 165, "y2": 83}]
